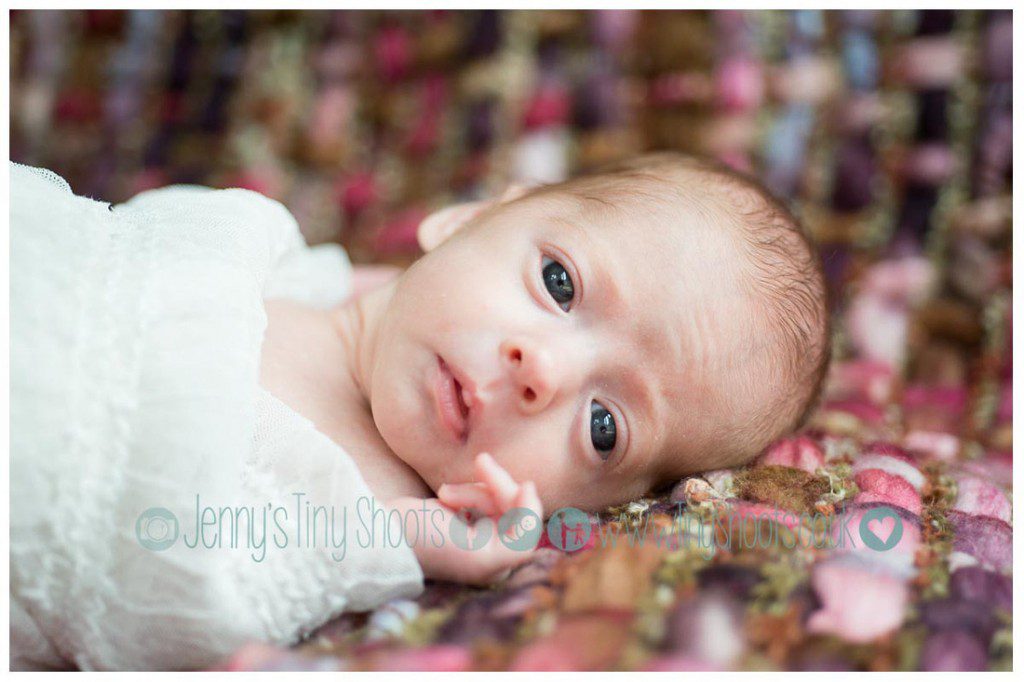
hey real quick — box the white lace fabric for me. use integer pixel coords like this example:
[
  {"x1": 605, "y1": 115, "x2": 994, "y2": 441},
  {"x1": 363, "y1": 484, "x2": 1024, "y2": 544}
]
[{"x1": 9, "y1": 162, "x2": 424, "y2": 671}]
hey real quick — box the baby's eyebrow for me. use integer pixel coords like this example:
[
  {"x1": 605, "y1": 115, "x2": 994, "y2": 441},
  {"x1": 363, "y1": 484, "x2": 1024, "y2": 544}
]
[{"x1": 548, "y1": 211, "x2": 592, "y2": 244}]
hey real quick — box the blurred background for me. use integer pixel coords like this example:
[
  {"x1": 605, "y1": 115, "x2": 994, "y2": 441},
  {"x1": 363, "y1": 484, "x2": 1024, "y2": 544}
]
[
  {"x1": 8, "y1": 10, "x2": 1013, "y2": 671},
  {"x1": 9, "y1": 6, "x2": 1013, "y2": 450}
]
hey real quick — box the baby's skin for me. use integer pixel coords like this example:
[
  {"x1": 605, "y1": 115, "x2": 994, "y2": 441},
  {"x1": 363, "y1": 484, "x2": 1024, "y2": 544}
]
[{"x1": 259, "y1": 167, "x2": 788, "y2": 583}]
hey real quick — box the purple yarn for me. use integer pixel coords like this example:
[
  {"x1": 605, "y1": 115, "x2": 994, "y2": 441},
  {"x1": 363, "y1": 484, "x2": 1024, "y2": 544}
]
[
  {"x1": 950, "y1": 566, "x2": 1012, "y2": 612},
  {"x1": 920, "y1": 630, "x2": 988, "y2": 671},
  {"x1": 919, "y1": 597, "x2": 1000, "y2": 644},
  {"x1": 948, "y1": 510, "x2": 1013, "y2": 572}
]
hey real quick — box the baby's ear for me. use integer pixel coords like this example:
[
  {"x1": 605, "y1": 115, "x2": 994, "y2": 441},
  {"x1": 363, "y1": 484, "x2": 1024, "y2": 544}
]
[
  {"x1": 416, "y1": 202, "x2": 489, "y2": 252},
  {"x1": 417, "y1": 183, "x2": 530, "y2": 252}
]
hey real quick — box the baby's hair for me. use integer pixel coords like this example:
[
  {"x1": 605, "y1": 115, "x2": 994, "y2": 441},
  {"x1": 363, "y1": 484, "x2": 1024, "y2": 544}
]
[
  {"x1": 528, "y1": 151, "x2": 831, "y2": 473},
  {"x1": 693, "y1": 157, "x2": 832, "y2": 457}
]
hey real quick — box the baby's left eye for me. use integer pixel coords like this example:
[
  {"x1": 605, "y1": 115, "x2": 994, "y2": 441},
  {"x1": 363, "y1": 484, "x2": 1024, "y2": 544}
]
[
  {"x1": 590, "y1": 401, "x2": 616, "y2": 457},
  {"x1": 542, "y1": 256, "x2": 574, "y2": 311}
]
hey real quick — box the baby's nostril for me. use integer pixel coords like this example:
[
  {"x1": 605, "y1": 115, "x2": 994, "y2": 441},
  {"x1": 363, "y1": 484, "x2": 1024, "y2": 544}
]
[
  {"x1": 509, "y1": 348, "x2": 522, "y2": 364},
  {"x1": 523, "y1": 387, "x2": 536, "y2": 402}
]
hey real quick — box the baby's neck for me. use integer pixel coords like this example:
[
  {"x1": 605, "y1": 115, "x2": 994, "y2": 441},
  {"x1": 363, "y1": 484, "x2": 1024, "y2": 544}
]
[
  {"x1": 328, "y1": 280, "x2": 392, "y2": 405},
  {"x1": 259, "y1": 285, "x2": 431, "y2": 501}
]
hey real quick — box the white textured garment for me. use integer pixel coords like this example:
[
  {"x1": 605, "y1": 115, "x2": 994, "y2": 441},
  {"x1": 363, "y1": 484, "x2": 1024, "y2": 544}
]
[{"x1": 9, "y1": 162, "x2": 424, "y2": 671}]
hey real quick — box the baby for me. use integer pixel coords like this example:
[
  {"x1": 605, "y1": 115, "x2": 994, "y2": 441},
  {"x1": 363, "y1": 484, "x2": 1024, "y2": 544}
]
[
  {"x1": 9, "y1": 151, "x2": 828, "y2": 669},
  {"x1": 260, "y1": 151, "x2": 830, "y2": 585}
]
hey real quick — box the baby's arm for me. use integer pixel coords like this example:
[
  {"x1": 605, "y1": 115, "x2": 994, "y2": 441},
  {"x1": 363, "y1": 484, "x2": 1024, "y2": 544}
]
[{"x1": 388, "y1": 453, "x2": 544, "y2": 585}]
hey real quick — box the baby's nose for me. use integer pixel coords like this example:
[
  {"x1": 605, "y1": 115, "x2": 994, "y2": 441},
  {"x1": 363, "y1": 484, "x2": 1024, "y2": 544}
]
[{"x1": 499, "y1": 336, "x2": 565, "y2": 415}]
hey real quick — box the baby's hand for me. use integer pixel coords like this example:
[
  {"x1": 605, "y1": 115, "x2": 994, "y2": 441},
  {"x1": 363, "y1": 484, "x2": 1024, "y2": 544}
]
[{"x1": 390, "y1": 453, "x2": 544, "y2": 585}]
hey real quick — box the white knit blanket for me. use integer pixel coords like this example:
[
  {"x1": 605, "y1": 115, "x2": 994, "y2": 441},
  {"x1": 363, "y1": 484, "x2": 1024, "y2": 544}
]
[{"x1": 9, "y1": 162, "x2": 423, "y2": 671}]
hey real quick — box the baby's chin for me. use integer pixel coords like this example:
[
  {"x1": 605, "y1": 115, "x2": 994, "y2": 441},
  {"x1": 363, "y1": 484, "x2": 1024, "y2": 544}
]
[{"x1": 375, "y1": 419, "x2": 460, "y2": 494}]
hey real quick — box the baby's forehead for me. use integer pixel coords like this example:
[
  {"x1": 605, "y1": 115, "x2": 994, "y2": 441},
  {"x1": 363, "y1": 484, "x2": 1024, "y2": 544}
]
[
  {"x1": 524, "y1": 181, "x2": 757, "y2": 353},
  {"x1": 538, "y1": 171, "x2": 742, "y2": 239}
]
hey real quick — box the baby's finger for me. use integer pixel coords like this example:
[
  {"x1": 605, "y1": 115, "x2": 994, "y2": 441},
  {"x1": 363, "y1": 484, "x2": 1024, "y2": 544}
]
[
  {"x1": 478, "y1": 519, "x2": 542, "y2": 581},
  {"x1": 474, "y1": 453, "x2": 520, "y2": 512},
  {"x1": 513, "y1": 480, "x2": 543, "y2": 519},
  {"x1": 493, "y1": 481, "x2": 544, "y2": 548},
  {"x1": 437, "y1": 482, "x2": 497, "y2": 516}
]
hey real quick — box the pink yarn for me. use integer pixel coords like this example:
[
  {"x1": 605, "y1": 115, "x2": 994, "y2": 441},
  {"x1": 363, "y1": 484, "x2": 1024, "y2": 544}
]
[
  {"x1": 953, "y1": 474, "x2": 1012, "y2": 523},
  {"x1": 853, "y1": 469, "x2": 923, "y2": 515},
  {"x1": 807, "y1": 560, "x2": 909, "y2": 643},
  {"x1": 758, "y1": 435, "x2": 825, "y2": 473}
]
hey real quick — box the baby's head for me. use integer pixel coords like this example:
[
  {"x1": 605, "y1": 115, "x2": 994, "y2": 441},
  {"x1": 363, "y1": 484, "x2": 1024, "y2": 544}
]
[{"x1": 369, "y1": 152, "x2": 829, "y2": 512}]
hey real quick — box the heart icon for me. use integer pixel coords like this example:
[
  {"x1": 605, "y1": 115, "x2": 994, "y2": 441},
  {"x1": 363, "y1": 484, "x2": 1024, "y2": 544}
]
[
  {"x1": 858, "y1": 506, "x2": 904, "y2": 551},
  {"x1": 867, "y1": 516, "x2": 895, "y2": 544}
]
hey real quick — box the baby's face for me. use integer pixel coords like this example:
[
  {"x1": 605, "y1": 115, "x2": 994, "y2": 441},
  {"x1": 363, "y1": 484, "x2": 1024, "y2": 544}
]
[{"x1": 369, "y1": 187, "x2": 760, "y2": 512}]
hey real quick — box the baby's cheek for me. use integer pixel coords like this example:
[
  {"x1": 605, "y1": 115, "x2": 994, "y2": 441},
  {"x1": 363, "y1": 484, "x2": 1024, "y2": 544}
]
[{"x1": 490, "y1": 444, "x2": 557, "y2": 491}]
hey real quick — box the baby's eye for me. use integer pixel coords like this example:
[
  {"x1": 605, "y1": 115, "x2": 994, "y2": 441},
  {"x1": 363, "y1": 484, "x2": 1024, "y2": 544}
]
[
  {"x1": 542, "y1": 256, "x2": 574, "y2": 311},
  {"x1": 590, "y1": 401, "x2": 616, "y2": 457}
]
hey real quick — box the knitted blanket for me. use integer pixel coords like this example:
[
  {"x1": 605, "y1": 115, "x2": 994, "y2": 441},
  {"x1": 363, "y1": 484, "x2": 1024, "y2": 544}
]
[{"x1": 217, "y1": 356, "x2": 1013, "y2": 672}]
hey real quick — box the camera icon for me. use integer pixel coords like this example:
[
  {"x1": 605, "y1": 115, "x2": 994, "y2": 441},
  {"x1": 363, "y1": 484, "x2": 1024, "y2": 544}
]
[{"x1": 135, "y1": 507, "x2": 179, "y2": 551}]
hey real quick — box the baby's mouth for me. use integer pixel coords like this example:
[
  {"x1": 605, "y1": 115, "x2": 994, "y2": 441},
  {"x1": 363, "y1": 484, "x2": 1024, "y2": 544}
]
[
  {"x1": 453, "y1": 375, "x2": 471, "y2": 419},
  {"x1": 434, "y1": 355, "x2": 472, "y2": 442}
]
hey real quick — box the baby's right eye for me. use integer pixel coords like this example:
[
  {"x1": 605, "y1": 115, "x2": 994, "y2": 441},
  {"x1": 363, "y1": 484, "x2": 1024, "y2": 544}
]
[{"x1": 542, "y1": 256, "x2": 574, "y2": 311}]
